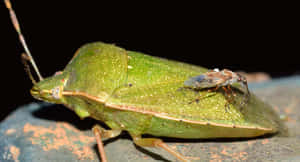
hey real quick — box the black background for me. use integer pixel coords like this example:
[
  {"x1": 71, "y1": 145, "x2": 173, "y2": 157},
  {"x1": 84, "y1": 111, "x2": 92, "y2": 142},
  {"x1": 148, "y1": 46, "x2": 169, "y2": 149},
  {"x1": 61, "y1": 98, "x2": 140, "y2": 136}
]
[{"x1": 0, "y1": 1, "x2": 298, "y2": 121}]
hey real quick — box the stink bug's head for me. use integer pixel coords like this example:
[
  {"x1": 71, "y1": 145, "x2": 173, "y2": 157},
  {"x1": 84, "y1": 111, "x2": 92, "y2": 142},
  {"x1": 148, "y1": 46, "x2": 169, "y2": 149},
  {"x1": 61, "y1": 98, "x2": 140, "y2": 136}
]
[
  {"x1": 5, "y1": 0, "x2": 69, "y2": 104},
  {"x1": 31, "y1": 72, "x2": 68, "y2": 104}
]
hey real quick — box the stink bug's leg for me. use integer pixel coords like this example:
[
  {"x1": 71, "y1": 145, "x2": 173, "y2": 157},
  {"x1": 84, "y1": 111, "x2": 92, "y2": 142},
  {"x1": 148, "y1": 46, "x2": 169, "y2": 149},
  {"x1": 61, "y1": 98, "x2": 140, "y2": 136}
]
[
  {"x1": 92, "y1": 126, "x2": 107, "y2": 162},
  {"x1": 92, "y1": 125, "x2": 122, "y2": 139},
  {"x1": 131, "y1": 135, "x2": 190, "y2": 162},
  {"x1": 92, "y1": 125, "x2": 122, "y2": 162}
]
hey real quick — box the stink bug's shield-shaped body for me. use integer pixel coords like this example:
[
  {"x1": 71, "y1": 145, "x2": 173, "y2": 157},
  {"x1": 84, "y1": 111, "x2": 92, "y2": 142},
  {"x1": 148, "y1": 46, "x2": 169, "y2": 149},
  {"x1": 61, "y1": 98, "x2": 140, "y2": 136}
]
[
  {"x1": 31, "y1": 43, "x2": 282, "y2": 161},
  {"x1": 6, "y1": 1, "x2": 284, "y2": 161}
]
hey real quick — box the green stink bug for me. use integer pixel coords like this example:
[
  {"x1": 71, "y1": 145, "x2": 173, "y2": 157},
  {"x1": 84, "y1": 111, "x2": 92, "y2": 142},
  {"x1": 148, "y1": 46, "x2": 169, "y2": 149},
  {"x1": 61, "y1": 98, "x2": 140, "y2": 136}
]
[{"x1": 6, "y1": 0, "x2": 284, "y2": 161}]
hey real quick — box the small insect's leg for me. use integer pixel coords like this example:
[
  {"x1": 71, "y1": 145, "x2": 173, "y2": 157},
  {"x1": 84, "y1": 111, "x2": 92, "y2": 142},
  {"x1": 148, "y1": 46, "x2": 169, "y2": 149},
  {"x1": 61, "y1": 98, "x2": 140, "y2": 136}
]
[
  {"x1": 222, "y1": 86, "x2": 230, "y2": 97},
  {"x1": 188, "y1": 93, "x2": 217, "y2": 104},
  {"x1": 224, "y1": 102, "x2": 230, "y2": 112},
  {"x1": 92, "y1": 125, "x2": 122, "y2": 162},
  {"x1": 208, "y1": 85, "x2": 220, "y2": 92},
  {"x1": 244, "y1": 88, "x2": 250, "y2": 104},
  {"x1": 227, "y1": 85, "x2": 236, "y2": 97},
  {"x1": 188, "y1": 98, "x2": 200, "y2": 104},
  {"x1": 239, "y1": 82, "x2": 250, "y2": 109},
  {"x1": 131, "y1": 135, "x2": 190, "y2": 162},
  {"x1": 240, "y1": 93, "x2": 250, "y2": 109},
  {"x1": 222, "y1": 86, "x2": 234, "y2": 111}
]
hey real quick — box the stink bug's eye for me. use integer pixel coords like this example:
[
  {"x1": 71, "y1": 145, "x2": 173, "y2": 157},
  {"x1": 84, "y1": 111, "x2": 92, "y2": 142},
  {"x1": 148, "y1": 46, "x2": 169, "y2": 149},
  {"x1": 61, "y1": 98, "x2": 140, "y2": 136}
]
[{"x1": 51, "y1": 86, "x2": 62, "y2": 99}]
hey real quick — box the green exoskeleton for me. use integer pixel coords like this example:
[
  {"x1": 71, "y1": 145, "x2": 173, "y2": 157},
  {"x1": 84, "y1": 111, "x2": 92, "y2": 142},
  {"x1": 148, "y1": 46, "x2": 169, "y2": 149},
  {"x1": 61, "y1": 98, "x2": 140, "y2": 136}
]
[{"x1": 5, "y1": 0, "x2": 283, "y2": 161}]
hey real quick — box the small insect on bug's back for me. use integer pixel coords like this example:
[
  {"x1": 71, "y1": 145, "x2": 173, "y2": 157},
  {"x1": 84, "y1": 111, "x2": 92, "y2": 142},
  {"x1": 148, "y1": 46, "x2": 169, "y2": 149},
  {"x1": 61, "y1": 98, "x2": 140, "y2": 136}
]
[
  {"x1": 6, "y1": 0, "x2": 285, "y2": 161},
  {"x1": 184, "y1": 68, "x2": 250, "y2": 108}
]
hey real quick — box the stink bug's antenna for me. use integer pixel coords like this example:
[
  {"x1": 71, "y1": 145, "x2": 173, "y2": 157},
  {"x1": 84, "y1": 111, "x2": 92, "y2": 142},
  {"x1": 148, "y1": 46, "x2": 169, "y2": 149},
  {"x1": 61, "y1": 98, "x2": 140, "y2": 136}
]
[
  {"x1": 21, "y1": 53, "x2": 37, "y2": 84},
  {"x1": 5, "y1": 0, "x2": 43, "y2": 82}
]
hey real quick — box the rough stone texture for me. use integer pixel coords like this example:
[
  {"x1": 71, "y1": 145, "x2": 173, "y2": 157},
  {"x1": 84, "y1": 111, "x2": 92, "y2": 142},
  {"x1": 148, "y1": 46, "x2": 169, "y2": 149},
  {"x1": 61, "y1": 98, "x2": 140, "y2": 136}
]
[{"x1": 1, "y1": 76, "x2": 300, "y2": 162}]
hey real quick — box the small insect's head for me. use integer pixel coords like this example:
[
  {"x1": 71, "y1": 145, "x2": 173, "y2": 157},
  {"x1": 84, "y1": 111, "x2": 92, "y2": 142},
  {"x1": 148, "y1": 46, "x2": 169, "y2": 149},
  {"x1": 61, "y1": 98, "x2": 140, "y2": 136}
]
[
  {"x1": 30, "y1": 72, "x2": 68, "y2": 104},
  {"x1": 237, "y1": 73, "x2": 247, "y2": 84},
  {"x1": 237, "y1": 73, "x2": 250, "y2": 96}
]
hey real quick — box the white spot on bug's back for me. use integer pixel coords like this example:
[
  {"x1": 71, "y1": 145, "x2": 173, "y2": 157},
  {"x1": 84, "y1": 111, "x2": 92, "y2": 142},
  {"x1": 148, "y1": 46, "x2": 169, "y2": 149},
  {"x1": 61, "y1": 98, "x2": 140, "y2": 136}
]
[{"x1": 213, "y1": 68, "x2": 220, "y2": 72}]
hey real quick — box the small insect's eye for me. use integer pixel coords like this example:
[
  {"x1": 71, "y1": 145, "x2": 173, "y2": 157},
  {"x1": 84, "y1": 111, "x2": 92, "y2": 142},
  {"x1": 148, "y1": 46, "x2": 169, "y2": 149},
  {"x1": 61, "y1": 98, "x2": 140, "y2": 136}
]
[{"x1": 51, "y1": 86, "x2": 62, "y2": 99}]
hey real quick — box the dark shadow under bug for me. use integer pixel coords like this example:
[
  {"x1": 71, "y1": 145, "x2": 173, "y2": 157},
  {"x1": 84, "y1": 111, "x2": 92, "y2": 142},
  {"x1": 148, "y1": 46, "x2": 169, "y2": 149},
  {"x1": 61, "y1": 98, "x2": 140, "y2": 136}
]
[
  {"x1": 135, "y1": 145, "x2": 172, "y2": 162},
  {"x1": 32, "y1": 103, "x2": 102, "y2": 130}
]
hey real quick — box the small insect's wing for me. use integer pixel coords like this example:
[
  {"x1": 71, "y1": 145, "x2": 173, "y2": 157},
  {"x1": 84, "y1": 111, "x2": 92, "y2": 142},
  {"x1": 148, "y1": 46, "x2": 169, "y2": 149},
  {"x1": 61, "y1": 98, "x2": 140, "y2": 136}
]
[
  {"x1": 184, "y1": 75, "x2": 221, "y2": 89},
  {"x1": 184, "y1": 75, "x2": 205, "y2": 87}
]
